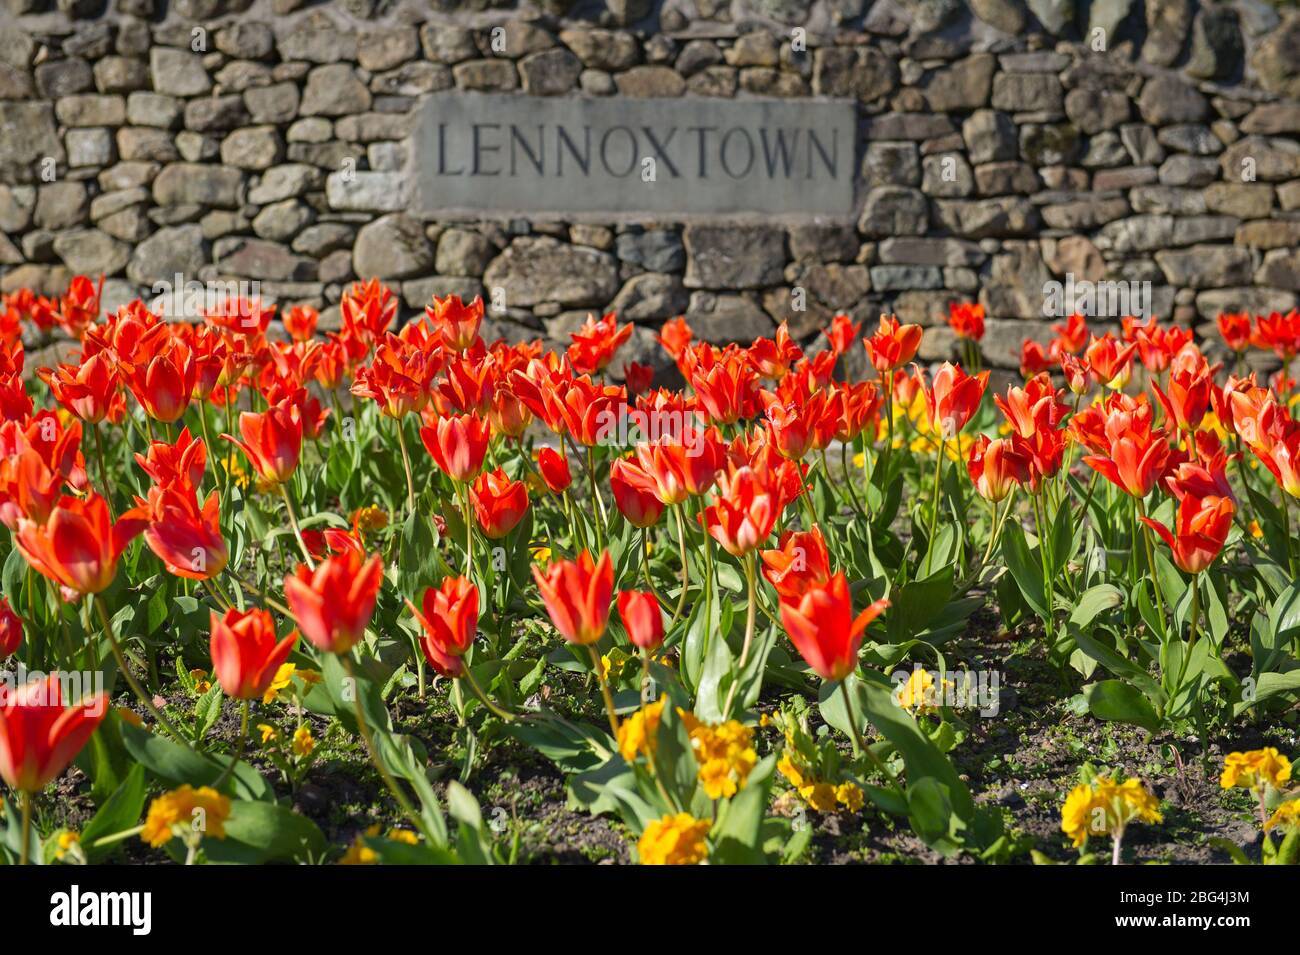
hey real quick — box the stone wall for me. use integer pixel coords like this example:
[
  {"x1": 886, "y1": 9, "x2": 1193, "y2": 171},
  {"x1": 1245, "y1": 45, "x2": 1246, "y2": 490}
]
[{"x1": 1, "y1": 0, "x2": 1298, "y2": 377}]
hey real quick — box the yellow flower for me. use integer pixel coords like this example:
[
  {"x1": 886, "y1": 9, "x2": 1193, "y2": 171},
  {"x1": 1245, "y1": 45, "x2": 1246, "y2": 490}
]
[
  {"x1": 1060, "y1": 775, "x2": 1162, "y2": 848},
  {"x1": 600, "y1": 648, "x2": 632, "y2": 683},
  {"x1": 222, "y1": 453, "x2": 251, "y2": 490},
  {"x1": 759, "y1": 712, "x2": 771, "y2": 728},
  {"x1": 142, "y1": 785, "x2": 231, "y2": 848},
  {"x1": 1221, "y1": 748, "x2": 1292, "y2": 791},
  {"x1": 799, "y1": 782, "x2": 839, "y2": 812},
  {"x1": 340, "y1": 835, "x2": 379, "y2": 865},
  {"x1": 835, "y1": 782, "x2": 864, "y2": 812},
  {"x1": 895, "y1": 669, "x2": 954, "y2": 715},
  {"x1": 386, "y1": 828, "x2": 419, "y2": 845},
  {"x1": 351, "y1": 504, "x2": 388, "y2": 532},
  {"x1": 297, "y1": 669, "x2": 322, "y2": 687},
  {"x1": 683, "y1": 715, "x2": 757, "y2": 800},
  {"x1": 777, "y1": 752, "x2": 806, "y2": 789},
  {"x1": 1265, "y1": 799, "x2": 1300, "y2": 833},
  {"x1": 1248, "y1": 519, "x2": 1264, "y2": 539},
  {"x1": 637, "y1": 813, "x2": 710, "y2": 865},
  {"x1": 529, "y1": 545, "x2": 552, "y2": 565},
  {"x1": 257, "y1": 723, "x2": 277, "y2": 745},
  {"x1": 292, "y1": 725, "x2": 315, "y2": 757},
  {"x1": 616, "y1": 697, "x2": 665, "y2": 762},
  {"x1": 262, "y1": 663, "x2": 297, "y2": 704},
  {"x1": 55, "y1": 830, "x2": 80, "y2": 860},
  {"x1": 116, "y1": 707, "x2": 143, "y2": 729},
  {"x1": 852, "y1": 451, "x2": 866, "y2": 468},
  {"x1": 189, "y1": 669, "x2": 212, "y2": 695}
]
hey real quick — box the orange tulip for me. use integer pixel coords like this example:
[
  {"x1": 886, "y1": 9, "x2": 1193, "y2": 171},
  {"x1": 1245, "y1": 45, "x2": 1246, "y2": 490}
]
[
  {"x1": 284, "y1": 550, "x2": 384, "y2": 655},
  {"x1": 923, "y1": 362, "x2": 989, "y2": 440},
  {"x1": 1084, "y1": 334, "x2": 1138, "y2": 390},
  {"x1": 426, "y1": 294, "x2": 484, "y2": 354},
  {"x1": 779, "y1": 573, "x2": 888, "y2": 682},
  {"x1": 0, "y1": 597, "x2": 21, "y2": 659},
  {"x1": 15, "y1": 494, "x2": 145, "y2": 595},
  {"x1": 1217, "y1": 312, "x2": 1252, "y2": 354},
  {"x1": 138, "y1": 486, "x2": 228, "y2": 580},
  {"x1": 701, "y1": 466, "x2": 779, "y2": 557},
  {"x1": 763, "y1": 401, "x2": 813, "y2": 461},
  {"x1": 283, "y1": 304, "x2": 318, "y2": 341},
  {"x1": 966, "y1": 435, "x2": 1030, "y2": 503},
  {"x1": 862, "y1": 314, "x2": 922, "y2": 374},
  {"x1": 610, "y1": 458, "x2": 666, "y2": 528},
  {"x1": 531, "y1": 549, "x2": 614, "y2": 646},
  {"x1": 134, "y1": 426, "x2": 206, "y2": 494},
  {"x1": 121, "y1": 336, "x2": 196, "y2": 423},
  {"x1": 470, "y1": 468, "x2": 529, "y2": 539},
  {"x1": 209, "y1": 608, "x2": 298, "y2": 700},
  {"x1": 1140, "y1": 494, "x2": 1235, "y2": 575},
  {"x1": 947, "y1": 301, "x2": 985, "y2": 341},
  {"x1": 38, "y1": 352, "x2": 119, "y2": 424},
  {"x1": 406, "y1": 576, "x2": 479, "y2": 678},
  {"x1": 567, "y1": 311, "x2": 633, "y2": 375},
  {"x1": 223, "y1": 400, "x2": 302, "y2": 486},
  {"x1": 420, "y1": 412, "x2": 490, "y2": 483},
  {"x1": 0, "y1": 673, "x2": 107, "y2": 792},
  {"x1": 617, "y1": 590, "x2": 664, "y2": 651},
  {"x1": 1081, "y1": 410, "x2": 1172, "y2": 499},
  {"x1": 1152, "y1": 345, "x2": 1213, "y2": 432},
  {"x1": 537, "y1": 446, "x2": 572, "y2": 494},
  {"x1": 760, "y1": 526, "x2": 830, "y2": 602},
  {"x1": 690, "y1": 351, "x2": 757, "y2": 426}
]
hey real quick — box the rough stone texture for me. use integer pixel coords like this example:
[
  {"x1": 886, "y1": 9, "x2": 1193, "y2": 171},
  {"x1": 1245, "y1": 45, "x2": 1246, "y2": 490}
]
[{"x1": 0, "y1": 3, "x2": 1294, "y2": 371}]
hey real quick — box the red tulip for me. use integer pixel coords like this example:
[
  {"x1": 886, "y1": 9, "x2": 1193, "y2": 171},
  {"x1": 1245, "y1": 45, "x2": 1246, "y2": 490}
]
[
  {"x1": 1085, "y1": 334, "x2": 1138, "y2": 390},
  {"x1": 137, "y1": 485, "x2": 228, "y2": 580},
  {"x1": 1019, "y1": 339, "x2": 1053, "y2": 378},
  {"x1": 121, "y1": 336, "x2": 196, "y2": 423},
  {"x1": 1140, "y1": 494, "x2": 1235, "y2": 575},
  {"x1": 1152, "y1": 344, "x2": 1213, "y2": 432},
  {"x1": 0, "y1": 597, "x2": 21, "y2": 659},
  {"x1": 764, "y1": 401, "x2": 813, "y2": 461},
  {"x1": 135, "y1": 426, "x2": 206, "y2": 494},
  {"x1": 0, "y1": 673, "x2": 107, "y2": 792},
  {"x1": 863, "y1": 315, "x2": 923, "y2": 374},
  {"x1": 1051, "y1": 314, "x2": 1089, "y2": 355},
  {"x1": 39, "y1": 352, "x2": 119, "y2": 424},
  {"x1": 470, "y1": 468, "x2": 529, "y2": 539},
  {"x1": 532, "y1": 549, "x2": 614, "y2": 646},
  {"x1": 537, "y1": 446, "x2": 572, "y2": 494},
  {"x1": 967, "y1": 435, "x2": 1031, "y2": 503},
  {"x1": 690, "y1": 351, "x2": 757, "y2": 426},
  {"x1": 922, "y1": 362, "x2": 989, "y2": 440},
  {"x1": 340, "y1": 279, "x2": 397, "y2": 343},
  {"x1": 947, "y1": 301, "x2": 985, "y2": 341},
  {"x1": 567, "y1": 311, "x2": 633, "y2": 375},
  {"x1": 15, "y1": 494, "x2": 145, "y2": 596},
  {"x1": 284, "y1": 550, "x2": 384, "y2": 655},
  {"x1": 610, "y1": 458, "x2": 666, "y2": 528},
  {"x1": 406, "y1": 576, "x2": 479, "y2": 678},
  {"x1": 420, "y1": 413, "x2": 490, "y2": 483},
  {"x1": 779, "y1": 574, "x2": 888, "y2": 682},
  {"x1": 223, "y1": 400, "x2": 302, "y2": 486},
  {"x1": 617, "y1": 590, "x2": 664, "y2": 651},
  {"x1": 656, "y1": 317, "x2": 694, "y2": 364},
  {"x1": 747, "y1": 323, "x2": 803, "y2": 380},
  {"x1": 760, "y1": 526, "x2": 831, "y2": 602},
  {"x1": 426, "y1": 294, "x2": 484, "y2": 354},
  {"x1": 352, "y1": 335, "x2": 434, "y2": 419},
  {"x1": 283, "y1": 304, "x2": 318, "y2": 341},
  {"x1": 825, "y1": 314, "x2": 862, "y2": 358},
  {"x1": 1216, "y1": 312, "x2": 1252, "y2": 354},
  {"x1": 701, "y1": 466, "x2": 779, "y2": 557},
  {"x1": 1082, "y1": 424, "x2": 1172, "y2": 499},
  {"x1": 209, "y1": 608, "x2": 298, "y2": 700}
]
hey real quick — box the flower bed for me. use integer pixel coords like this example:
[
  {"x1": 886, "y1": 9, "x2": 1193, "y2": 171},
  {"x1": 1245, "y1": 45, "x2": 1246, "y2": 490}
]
[{"x1": 0, "y1": 277, "x2": 1297, "y2": 866}]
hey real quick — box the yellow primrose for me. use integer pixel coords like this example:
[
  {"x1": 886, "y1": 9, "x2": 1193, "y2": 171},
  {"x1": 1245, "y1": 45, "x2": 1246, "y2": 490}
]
[
  {"x1": 1221, "y1": 748, "x2": 1292, "y2": 791},
  {"x1": 637, "y1": 813, "x2": 710, "y2": 865},
  {"x1": 340, "y1": 836, "x2": 379, "y2": 865},
  {"x1": 835, "y1": 782, "x2": 865, "y2": 812},
  {"x1": 189, "y1": 669, "x2": 212, "y2": 695},
  {"x1": 292, "y1": 725, "x2": 315, "y2": 757},
  {"x1": 55, "y1": 830, "x2": 80, "y2": 860},
  {"x1": 262, "y1": 663, "x2": 297, "y2": 704},
  {"x1": 387, "y1": 828, "x2": 420, "y2": 845},
  {"x1": 616, "y1": 697, "x2": 665, "y2": 763},
  {"x1": 351, "y1": 504, "x2": 388, "y2": 532},
  {"x1": 142, "y1": 785, "x2": 231, "y2": 848},
  {"x1": 680, "y1": 713, "x2": 757, "y2": 800},
  {"x1": 799, "y1": 782, "x2": 839, "y2": 812},
  {"x1": 1265, "y1": 799, "x2": 1300, "y2": 833},
  {"x1": 257, "y1": 723, "x2": 277, "y2": 745},
  {"x1": 1060, "y1": 775, "x2": 1162, "y2": 848}
]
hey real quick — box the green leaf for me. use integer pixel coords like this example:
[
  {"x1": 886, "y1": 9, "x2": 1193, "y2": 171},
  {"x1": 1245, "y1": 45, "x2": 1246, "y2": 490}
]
[
  {"x1": 120, "y1": 722, "x2": 271, "y2": 801},
  {"x1": 710, "y1": 755, "x2": 776, "y2": 865},
  {"x1": 1083, "y1": 680, "x2": 1162, "y2": 733},
  {"x1": 205, "y1": 799, "x2": 327, "y2": 864},
  {"x1": 1000, "y1": 520, "x2": 1047, "y2": 618},
  {"x1": 80, "y1": 764, "x2": 147, "y2": 863}
]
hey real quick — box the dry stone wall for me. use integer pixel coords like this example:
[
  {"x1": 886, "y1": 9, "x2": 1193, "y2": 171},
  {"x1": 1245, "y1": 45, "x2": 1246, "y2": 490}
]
[{"x1": 1, "y1": 0, "x2": 1298, "y2": 378}]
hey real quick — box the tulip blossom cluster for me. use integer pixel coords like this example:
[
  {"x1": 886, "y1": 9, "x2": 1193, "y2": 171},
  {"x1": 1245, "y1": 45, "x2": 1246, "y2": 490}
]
[{"x1": 0, "y1": 267, "x2": 1296, "y2": 869}]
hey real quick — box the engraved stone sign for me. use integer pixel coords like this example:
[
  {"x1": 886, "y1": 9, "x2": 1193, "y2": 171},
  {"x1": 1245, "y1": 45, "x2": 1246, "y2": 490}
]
[{"x1": 411, "y1": 93, "x2": 859, "y2": 219}]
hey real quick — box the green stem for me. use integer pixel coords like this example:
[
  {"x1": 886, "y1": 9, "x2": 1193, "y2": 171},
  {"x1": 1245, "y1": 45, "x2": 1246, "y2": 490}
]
[
  {"x1": 924, "y1": 436, "x2": 946, "y2": 575},
  {"x1": 460, "y1": 663, "x2": 516, "y2": 722},
  {"x1": 341, "y1": 655, "x2": 435, "y2": 844},
  {"x1": 667, "y1": 506, "x2": 690, "y2": 631},
  {"x1": 395, "y1": 416, "x2": 416, "y2": 516},
  {"x1": 839, "y1": 680, "x2": 900, "y2": 790},
  {"x1": 19, "y1": 791, "x2": 31, "y2": 866},
  {"x1": 92, "y1": 422, "x2": 113, "y2": 518},
  {"x1": 721, "y1": 551, "x2": 758, "y2": 718},
  {"x1": 212, "y1": 698, "x2": 249, "y2": 792},
  {"x1": 279, "y1": 483, "x2": 316, "y2": 570},
  {"x1": 95, "y1": 598, "x2": 190, "y2": 747},
  {"x1": 587, "y1": 644, "x2": 621, "y2": 738}
]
